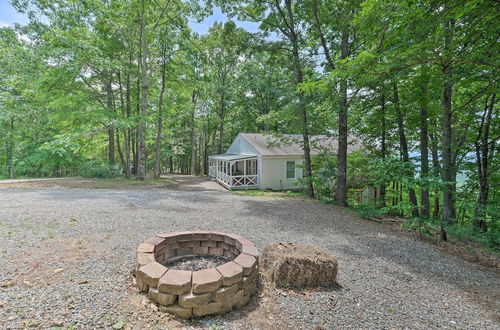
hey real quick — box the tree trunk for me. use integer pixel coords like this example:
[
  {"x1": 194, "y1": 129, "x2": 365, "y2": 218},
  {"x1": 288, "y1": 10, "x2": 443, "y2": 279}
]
[
  {"x1": 473, "y1": 93, "x2": 495, "y2": 231},
  {"x1": 137, "y1": 3, "x2": 148, "y2": 181},
  {"x1": 419, "y1": 75, "x2": 430, "y2": 218},
  {"x1": 190, "y1": 90, "x2": 198, "y2": 175},
  {"x1": 335, "y1": 31, "x2": 349, "y2": 206},
  {"x1": 379, "y1": 90, "x2": 386, "y2": 207},
  {"x1": 132, "y1": 73, "x2": 140, "y2": 175},
  {"x1": 154, "y1": 43, "x2": 167, "y2": 179},
  {"x1": 219, "y1": 93, "x2": 225, "y2": 154},
  {"x1": 312, "y1": 0, "x2": 334, "y2": 70},
  {"x1": 392, "y1": 82, "x2": 419, "y2": 218},
  {"x1": 285, "y1": 0, "x2": 314, "y2": 198},
  {"x1": 5, "y1": 117, "x2": 14, "y2": 178},
  {"x1": 204, "y1": 131, "x2": 209, "y2": 175},
  {"x1": 118, "y1": 69, "x2": 131, "y2": 177},
  {"x1": 441, "y1": 17, "x2": 456, "y2": 231},
  {"x1": 106, "y1": 78, "x2": 115, "y2": 165},
  {"x1": 429, "y1": 132, "x2": 441, "y2": 219},
  {"x1": 116, "y1": 128, "x2": 124, "y2": 167}
]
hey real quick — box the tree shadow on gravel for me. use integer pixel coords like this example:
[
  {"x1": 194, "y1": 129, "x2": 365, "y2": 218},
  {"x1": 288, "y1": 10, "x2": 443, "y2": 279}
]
[{"x1": 36, "y1": 185, "x2": 223, "y2": 205}]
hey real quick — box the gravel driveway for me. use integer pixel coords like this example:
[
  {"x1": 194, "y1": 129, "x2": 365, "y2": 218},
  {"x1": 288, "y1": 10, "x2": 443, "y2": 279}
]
[{"x1": 0, "y1": 175, "x2": 498, "y2": 329}]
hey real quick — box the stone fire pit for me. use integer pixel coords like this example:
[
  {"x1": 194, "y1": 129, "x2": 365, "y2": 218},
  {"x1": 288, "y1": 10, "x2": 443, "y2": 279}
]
[{"x1": 133, "y1": 231, "x2": 259, "y2": 318}]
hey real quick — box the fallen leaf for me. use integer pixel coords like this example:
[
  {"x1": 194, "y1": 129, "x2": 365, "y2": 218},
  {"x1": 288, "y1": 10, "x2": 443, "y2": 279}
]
[
  {"x1": 0, "y1": 281, "x2": 13, "y2": 288},
  {"x1": 53, "y1": 268, "x2": 64, "y2": 274},
  {"x1": 113, "y1": 321, "x2": 125, "y2": 329},
  {"x1": 0, "y1": 301, "x2": 5, "y2": 307},
  {"x1": 78, "y1": 279, "x2": 89, "y2": 284}
]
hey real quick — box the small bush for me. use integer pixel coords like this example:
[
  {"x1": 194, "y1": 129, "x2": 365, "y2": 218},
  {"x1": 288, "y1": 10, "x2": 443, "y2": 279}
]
[
  {"x1": 447, "y1": 225, "x2": 500, "y2": 253},
  {"x1": 79, "y1": 160, "x2": 122, "y2": 178},
  {"x1": 352, "y1": 203, "x2": 384, "y2": 219},
  {"x1": 402, "y1": 218, "x2": 436, "y2": 239}
]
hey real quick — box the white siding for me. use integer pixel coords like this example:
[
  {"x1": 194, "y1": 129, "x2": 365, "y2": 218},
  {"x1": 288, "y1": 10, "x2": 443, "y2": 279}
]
[
  {"x1": 226, "y1": 134, "x2": 259, "y2": 155},
  {"x1": 260, "y1": 156, "x2": 305, "y2": 190}
]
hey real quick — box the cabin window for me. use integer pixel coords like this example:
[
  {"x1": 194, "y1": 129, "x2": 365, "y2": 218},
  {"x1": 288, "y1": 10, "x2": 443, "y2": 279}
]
[{"x1": 286, "y1": 161, "x2": 295, "y2": 179}]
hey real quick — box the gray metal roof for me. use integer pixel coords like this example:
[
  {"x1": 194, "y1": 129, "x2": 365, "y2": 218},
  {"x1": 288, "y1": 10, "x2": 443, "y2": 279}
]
[
  {"x1": 209, "y1": 154, "x2": 257, "y2": 161},
  {"x1": 239, "y1": 133, "x2": 362, "y2": 156}
]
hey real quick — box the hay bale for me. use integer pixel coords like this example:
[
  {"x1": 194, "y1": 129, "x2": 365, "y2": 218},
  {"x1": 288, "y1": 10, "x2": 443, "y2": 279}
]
[{"x1": 260, "y1": 243, "x2": 338, "y2": 288}]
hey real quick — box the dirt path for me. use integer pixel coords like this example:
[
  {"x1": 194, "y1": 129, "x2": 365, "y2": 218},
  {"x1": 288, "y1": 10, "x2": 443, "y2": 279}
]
[{"x1": 0, "y1": 175, "x2": 498, "y2": 329}]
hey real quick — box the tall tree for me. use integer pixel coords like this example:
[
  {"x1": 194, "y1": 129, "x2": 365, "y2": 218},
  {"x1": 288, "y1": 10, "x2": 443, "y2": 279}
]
[
  {"x1": 473, "y1": 93, "x2": 496, "y2": 231},
  {"x1": 418, "y1": 69, "x2": 430, "y2": 219}
]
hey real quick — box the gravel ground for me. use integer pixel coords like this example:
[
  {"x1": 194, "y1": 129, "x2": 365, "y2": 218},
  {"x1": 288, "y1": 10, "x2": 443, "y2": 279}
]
[{"x1": 0, "y1": 175, "x2": 498, "y2": 329}]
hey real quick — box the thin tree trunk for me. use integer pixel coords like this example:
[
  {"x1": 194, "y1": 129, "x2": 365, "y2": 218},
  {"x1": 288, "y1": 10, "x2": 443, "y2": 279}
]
[
  {"x1": 116, "y1": 72, "x2": 126, "y2": 170},
  {"x1": 285, "y1": 0, "x2": 314, "y2": 198},
  {"x1": 154, "y1": 42, "x2": 167, "y2": 179},
  {"x1": 116, "y1": 128, "x2": 124, "y2": 167},
  {"x1": 133, "y1": 69, "x2": 141, "y2": 175},
  {"x1": 312, "y1": 1, "x2": 354, "y2": 205},
  {"x1": 118, "y1": 70, "x2": 131, "y2": 177},
  {"x1": 106, "y1": 78, "x2": 115, "y2": 165},
  {"x1": 5, "y1": 117, "x2": 14, "y2": 178},
  {"x1": 125, "y1": 54, "x2": 133, "y2": 177},
  {"x1": 198, "y1": 133, "x2": 203, "y2": 175},
  {"x1": 219, "y1": 93, "x2": 225, "y2": 154},
  {"x1": 392, "y1": 181, "x2": 397, "y2": 207},
  {"x1": 473, "y1": 93, "x2": 495, "y2": 231},
  {"x1": 379, "y1": 90, "x2": 386, "y2": 207},
  {"x1": 204, "y1": 131, "x2": 209, "y2": 175},
  {"x1": 430, "y1": 132, "x2": 441, "y2": 219},
  {"x1": 137, "y1": 2, "x2": 148, "y2": 181},
  {"x1": 419, "y1": 75, "x2": 430, "y2": 218},
  {"x1": 335, "y1": 31, "x2": 349, "y2": 206},
  {"x1": 392, "y1": 82, "x2": 419, "y2": 217},
  {"x1": 312, "y1": 0, "x2": 334, "y2": 70},
  {"x1": 190, "y1": 90, "x2": 198, "y2": 175}
]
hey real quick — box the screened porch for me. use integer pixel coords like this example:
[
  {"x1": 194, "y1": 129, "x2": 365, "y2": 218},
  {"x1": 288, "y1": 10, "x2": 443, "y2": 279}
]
[{"x1": 208, "y1": 154, "x2": 258, "y2": 189}]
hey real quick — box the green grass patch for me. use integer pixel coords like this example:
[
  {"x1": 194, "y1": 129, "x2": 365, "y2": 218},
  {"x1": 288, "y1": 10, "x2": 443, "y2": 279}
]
[
  {"x1": 81, "y1": 177, "x2": 174, "y2": 189},
  {"x1": 233, "y1": 189, "x2": 306, "y2": 198}
]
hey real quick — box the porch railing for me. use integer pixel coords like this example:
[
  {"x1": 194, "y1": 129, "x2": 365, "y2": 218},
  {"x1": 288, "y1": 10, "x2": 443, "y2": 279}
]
[
  {"x1": 216, "y1": 171, "x2": 232, "y2": 187},
  {"x1": 230, "y1": 175, "x2": 258, "y2": 187},
  {"x1": 212, "y1": 171, "x2": 258, "y2": 188},
  {"x1": 209, "y1": 166, "x2": 216, "y2": 178}
]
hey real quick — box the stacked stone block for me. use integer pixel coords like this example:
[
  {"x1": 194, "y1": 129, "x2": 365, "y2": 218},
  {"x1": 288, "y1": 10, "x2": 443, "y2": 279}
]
[{"x1": 134, "y1": 231, "x2": 259, "y2": 318}]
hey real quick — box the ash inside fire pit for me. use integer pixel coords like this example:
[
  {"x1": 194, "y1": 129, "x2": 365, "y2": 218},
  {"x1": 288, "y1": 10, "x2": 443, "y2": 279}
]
[{"x1": 167, "y1": 255, "x2": 229, "y2": 271}]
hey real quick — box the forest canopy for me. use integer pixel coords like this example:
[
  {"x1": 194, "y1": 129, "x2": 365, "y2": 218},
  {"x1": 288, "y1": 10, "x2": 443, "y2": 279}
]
[{"x1": 0, "y1": 0, "x2": 498, "y2": 249}]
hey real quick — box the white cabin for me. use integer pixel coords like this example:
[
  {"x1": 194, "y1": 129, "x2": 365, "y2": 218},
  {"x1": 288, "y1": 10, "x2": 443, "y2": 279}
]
[{"x1": 208, "y1": 133, "x2": 360, "y2": 190}]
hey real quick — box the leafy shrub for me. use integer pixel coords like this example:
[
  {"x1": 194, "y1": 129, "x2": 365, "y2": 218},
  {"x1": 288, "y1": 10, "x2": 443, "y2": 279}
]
[
  {"x1": 447, "y1": 225, "x2": 500, "y2": 253},
  {"x1": 402, "y1": 218, "x2": 436, "y2": 239},
  {"x1": 352, "y1": 202, "x2": 384, "y2": 219},
  {"x1": 79, "y1": 160, "x2": 122, "y2": 178}
]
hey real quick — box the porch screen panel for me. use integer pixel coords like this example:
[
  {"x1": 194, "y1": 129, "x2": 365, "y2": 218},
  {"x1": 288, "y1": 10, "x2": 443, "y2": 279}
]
[{"x1": 246, "y1": 159, "x2": 257, "y2": 175}]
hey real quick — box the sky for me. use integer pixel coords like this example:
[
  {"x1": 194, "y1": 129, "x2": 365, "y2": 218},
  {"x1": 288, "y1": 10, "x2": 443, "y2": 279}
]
[
  {"x1": 0, "y1": 0, "x2": 28, "y2": 27},
  {"x1": 0, "y1": 0, "x2": 260, "y2": 34}
]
